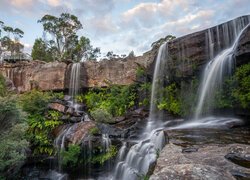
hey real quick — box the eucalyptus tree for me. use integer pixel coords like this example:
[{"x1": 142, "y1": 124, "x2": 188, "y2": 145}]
[
  {"x1": 37, "y1": 13, "x2": 100, "y2": 61},
  {"x1": 38, "y1": 13, "x2": 83, "y2": 60}
]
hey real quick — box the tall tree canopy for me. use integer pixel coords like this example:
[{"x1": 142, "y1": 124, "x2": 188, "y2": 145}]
[
  {"x1": 0, "y1": 21, "x2": 24, "y2": 56},
  {"x1": 37, "y1": 13, "x2": 100, "y2": 62}
]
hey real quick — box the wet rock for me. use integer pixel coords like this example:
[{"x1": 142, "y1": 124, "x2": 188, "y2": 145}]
[
  {"x1": 230, "y1": 170, "x2": 250, "y2": 180},
  {"x1": 48, "y1": 103, "x2": 66, "y2": 113},
  {"x1": 182, "y1": 147, "x2": 198, "y2": 153},
  {"x1": 63, "y1": 95, "x2": 71, "y2": 101},
  {"x1": 151, "y1": 143, "x2": 250, "y2": 180},
  {"x1": 114, "y1": 116, "x2": 126, "y2": 123},
  {"x1": 69, "y1": 116, "x2": 82, "y2": 123},
  {"x1": 66, "y1": 107, "x2": 74, "y2": 115},
  {"x1": 225, "y1": 153, "x2": 250, "y2": 168},
  {"x1": 60, "y1": 115, "x2": 70, "y2": 121},
  {"x1": 67, "y1": 121, "x2": 96, "y2": 144}
]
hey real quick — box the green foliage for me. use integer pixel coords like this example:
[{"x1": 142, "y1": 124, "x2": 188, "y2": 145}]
[
  {"x1": 0, "y1": 21, "x2": 24, "y2": 55},
  {"x1": 89, "y1": 127, "x2": 100, "y2": 136},
  {"x1": 85, "y1": 85, "x2": 137, "y2": 118},
  {"x1": 0, "y1": 123, "x2": 29, "y2": 176},
  {"x1": 19, "y1": 90, "x2": 51, "y2": 115},
  {"x1": 37, "y1": 13, "x2": 100, "y2": 61},
  {"x1": 0, "y1": 74, "x2": 7, "y2": 97},
  {"x1": 19, "y1": 90, "x2": 63, "y2": 155},
  {"x1": 61, "y1": 145, "x2": 81, "y2": 169},
  {"x1": 90, "y1": 109, "x2": 114, "y2": 124},
  {"x1": 90, "y1": 145, "x2": 117, "y2": 165},
  {"x1": 232, "y1": 63, "x2": 250, "y2": 109},
  {"x1": 75, "y1": 94, "x2": 85, "y2": 103},
  {"x1": 213, "y1": 63, "x2": 250, "y2": 110},
  {"x1": 31, "y1": 38, "x2": 53, "y2": 62},
  {"x1": 157, "y1": 83, "x2": 181, "y2": 115},
  {"x1": 0, "y1": 96, "x2": 28, "y2": 177},
  {"x1": 0, "y1": 96, "x2": 23, "y2": 134},
  {"x1": 136, "y1": 67, "x2": 146, "y2": 77}
]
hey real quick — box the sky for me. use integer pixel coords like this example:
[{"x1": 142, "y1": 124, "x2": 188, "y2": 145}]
[{"x1": 0, "y1": 0, "x2": 249, "y2": 57}]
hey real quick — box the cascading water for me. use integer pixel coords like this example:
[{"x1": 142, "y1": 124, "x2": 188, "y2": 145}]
[
  {"x1": 69, "y1": 63, "x2": 81, "y2": 99},
  {"x1": 194, "y1": 17, "x2": 250, "y2": 119},
  {"x1": 112, "y1": 43, "x2": 168, "y2": 180},
  {"x1": 147, "y1": 43, "x2": 168, "y2": 131}
]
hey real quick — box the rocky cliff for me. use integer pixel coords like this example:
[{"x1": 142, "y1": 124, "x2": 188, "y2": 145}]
[{"x1": 0, "y1": 16, "x2": 249, "y2": 92}]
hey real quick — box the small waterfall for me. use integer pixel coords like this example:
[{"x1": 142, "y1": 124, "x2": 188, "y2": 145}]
[
  {"x1": 194, "y1": 17, "x2": 250, "y2": 119},
  {"x1": 69, "y1": 63, "x2": 81, "y2": 99},
  {"x1": 113, "y1": 130, "x2": 165, "y2": 180},
  {"x1": 113, "y1": 43, "x2": 168, "y2": 180}
]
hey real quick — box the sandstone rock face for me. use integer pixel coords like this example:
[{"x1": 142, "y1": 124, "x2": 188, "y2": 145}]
[
  {"x1": 0, "y1": 16, "x2": 249, "y2": 92},
  {"x1": 0, "y1": 60, "x2": 67, "y2": 92},
  {"x1": 83, "y1": 51, "x2": 156, "y2": 87},
  {"x1": 150, "y1": 143, "x2": 250, "y2": 180},
  {"x1": 166, "y1": 15, "x2": 250, "y2": 79}
]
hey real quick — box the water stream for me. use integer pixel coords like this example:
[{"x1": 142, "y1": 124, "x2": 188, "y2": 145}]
[
  {"x1": 194, "y1": 17, "x2": 250, "y2": 119},
  {"x1": 112, "y1": 43, "x2": 168, "y2": 180}
]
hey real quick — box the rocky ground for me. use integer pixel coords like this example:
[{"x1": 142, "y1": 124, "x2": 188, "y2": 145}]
[{"x1": 150, "y1": 127, "x2": 250, "y2": 180}]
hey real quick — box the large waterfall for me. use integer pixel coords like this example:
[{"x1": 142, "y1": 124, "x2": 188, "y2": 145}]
[
  {"x1": 112, "y1": 43, "x2": 167, "y2": 180},
  {"x1": 194, "y1": 17, "x2": 250, "y2": 119}
]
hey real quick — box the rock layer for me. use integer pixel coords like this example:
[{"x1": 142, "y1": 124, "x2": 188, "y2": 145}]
[
  {"x1": 150, "y1": 143, "x2": 250, "y2": 180},
  {"x1": 0, "y1": 16, "x2": 249, "y2": 92}
]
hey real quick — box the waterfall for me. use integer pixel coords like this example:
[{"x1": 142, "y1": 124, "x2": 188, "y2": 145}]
[
  {"x1": 194, "y1": 17, "x2": 250, "y2": 119},
  {"x1": 147, "y1": 43, "x2": 168, "y2": 131},
  {"x1": 112, "y1": 43, "x2": 168, "y2": 180},
  {"x1": 69, "y1": 63, "x2": 81, "y2": 99}
]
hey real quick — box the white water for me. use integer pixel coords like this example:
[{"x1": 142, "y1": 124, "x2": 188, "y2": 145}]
[
  {"x1": 69, "y1": 63, "x2": 81, "y2": 99},
  {"x1": 194, "y1": 17, "x2": 250, "y2": 119},
  {"x1": 113, "y1": 43, "x2": 168, "y2": 180},
  {"x1": 147, "y1": 43, "x2": 168, "y2": 131}
]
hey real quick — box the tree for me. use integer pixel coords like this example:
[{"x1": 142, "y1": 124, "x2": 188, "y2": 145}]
[
  {"x1": 151, "y1": 35, "x2": 176, "y2": 48},
  {"x1": 0, "y1": 21, "x2": 24, "y2": 56},
  {"x1": 31, "y1": 38, "x2": 52, "y2": 62},
  {"x1": 38, "y1": 13, "x2": 83, "y2": 60},
  {"x1": 37, "y1": 13, "x2": 100, "y2": 62},
  {"x1": 128, "y1": 50, "x2": 135, "y2": 58}
]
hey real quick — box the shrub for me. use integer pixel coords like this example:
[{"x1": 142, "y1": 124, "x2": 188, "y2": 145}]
[
  {"x1": 90, "y1": 109, "x2": 114, "y2": 124},
  {"x1": 89, "y1": 127, "x2": 100, "y2": 136},
  {"x1": 90, "y1": 145, "x2": 117, "y2": 165},
  {"x1": 61, "y1": 144, "x2": 81, "y2": 169},
  {"x1": 157, "y1": 83, "x2": 181, "y2": 115},
  {"x1": 0, "y1": 74, "x2": 7, "y2": 97},
  {"x1": 18, "y1": 90, "x2": 51, "y2": 115},
  {"x1": 232, "y1": 63, "x2": 250, "y2": 109},
  {"x1": 0, "y1": 96, "x2": 29, "y2": 177},
  {"x1": 85, "y1": 85, "x2": 137, "y2": 118}
]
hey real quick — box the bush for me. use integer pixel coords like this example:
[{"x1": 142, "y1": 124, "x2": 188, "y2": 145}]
[
  {"x1": 0, "y1": 74, "x2": 7, "y2": 97},
  {"x1": 89, "y1": 127, "x2": 100, "y2": 136},
  {"x1": 90, "y1": 109, "x2": 114, "y2": 124},
  {"x1": 0, "y1": 96, "x2": 29, "y2": 177},
  {"x1": 84, "y1": 85, "x2": 137, "y2": 117},
  {"x1": 90, "y1": 145, "x2": 117, "y2": 165},
  {"x1": 18, "y1": 90, "x2": 51, "y2": 115},
  {"x1": 232, "y1": 63, "x2": 250, "y2": 109},
  {"x1": 61, "y1": 144, "x2": 81, "y2": 169},
  {"x1": 157, "y1": 83, "x2": 181, "y2": 115}
]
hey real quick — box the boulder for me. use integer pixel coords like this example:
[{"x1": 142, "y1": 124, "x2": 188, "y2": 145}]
[{"x1": 48, "y1": 103, "x2": 66, "y2": 113}]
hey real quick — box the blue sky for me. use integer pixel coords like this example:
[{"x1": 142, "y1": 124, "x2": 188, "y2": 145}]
[{"x1": 0, "y1": 0, "x2": 249, "y2": 57}]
